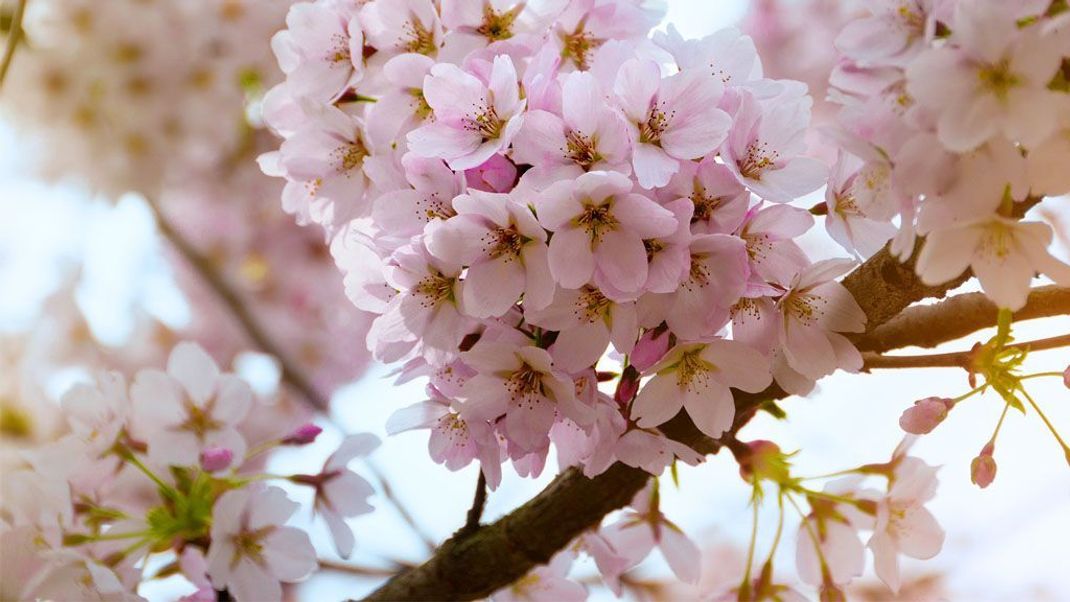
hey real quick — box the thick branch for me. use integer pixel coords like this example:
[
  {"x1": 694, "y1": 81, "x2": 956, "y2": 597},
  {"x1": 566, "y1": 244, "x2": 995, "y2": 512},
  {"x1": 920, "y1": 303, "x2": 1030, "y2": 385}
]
[
  {"x1": 854, "y1": 286, "x2": 1070, "y2": 353},
  {"x1": 362, "y1": 242, "x2": 978, "y2": 601}
]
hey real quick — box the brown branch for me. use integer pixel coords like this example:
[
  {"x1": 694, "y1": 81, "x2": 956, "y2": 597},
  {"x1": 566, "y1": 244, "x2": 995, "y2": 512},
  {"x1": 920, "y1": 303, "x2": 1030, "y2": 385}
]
[
  {"x1": 460, "y1": 471, "x2": 488, "y2": 536},
  {"x1": 863, "y1": 333, "x2": 1070, "y2": 370},
  {"x1": 146, "y1": 196, "x2": 330, "y2": 411},
  {"x1": 854, "y1": 286, "x2": 1070, "y2": 353},
  {"x1": 361, "y1": 241, "x2": 978, "y2": 601},
  {"x1": 0, "y1": 0, "x2": 27, "y2": 90}
]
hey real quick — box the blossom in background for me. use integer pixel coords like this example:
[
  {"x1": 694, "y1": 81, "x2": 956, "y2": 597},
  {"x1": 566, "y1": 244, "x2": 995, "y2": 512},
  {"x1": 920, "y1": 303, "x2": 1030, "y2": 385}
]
[
  {"x1": 206, "y1": 486, "x2": 317, "y2": 601},
  {"x1": 131, "y1": 342, "x2": 252, "y2": 466}
]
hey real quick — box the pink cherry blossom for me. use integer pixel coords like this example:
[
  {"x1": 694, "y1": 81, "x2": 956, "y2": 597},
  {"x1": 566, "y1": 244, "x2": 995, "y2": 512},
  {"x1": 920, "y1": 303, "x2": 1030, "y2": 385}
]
[
  {"x1": 720, "y1": 89, "x2": 828, "y2": 202},
  {"x1": 655, "y1": 25, "x2": 763, "y2": 87},
  {"x1": 613, "y1": 428, "x2": 704, "y2": 475},
  {"x1": 426, "y1": 189, "x2": 552, "y2": 317},
  {"x1": 365, "y1": 53, "x2": 437, "y2": 146},
  {"x1": 60, "y1": 372, "x2": 130, "y2": 457},
  {"x1": 534, "y1": 170, "x2": 678, "y2": 296},
  {"x1": 869, "y1": 457, "x2": 945, "y2": 593},
  {"x1": 199, "y1": 447, "x2": 234, "y2": 473},
  {"x1": 835, "y1": 0, "x2": 938, "y2": 65},
  {"x1": 659, "y1": 157, "x2": 751, "y2": 235},
  {"x1": 614, "y1": 59, "x2": 731, "y2": 188},
  {"x1": 825, "y1": 151, "x2": 898, "y2": 258},
  {"x1": 767, "y1": 259, "x2": 866, "y2": 382},
  {"x1": 270, "y1": 1, "x2": 363, "y2": 101},
  {"x1": 387, "y1": 385, "x2": 503, "y2": 488},
  {"x1": 361, "y1": 0, "x2": 444, "y2": 58},
  {"x1": 301, "y1": 433, "x2": 379, "y2": 558},
  {"x1": 407, "y1": 55, "x2": 526, "y2": 170},
  {"x1": 632, "y1": 339, "x2": 772, "y2": 438},
  {"x1": 130, "y1": 342, "x2": 252, "y2": 467},
  {"x1": 905, "y1": 0, "x2": 1064, "y2": 151},
  {"x1": 513, "y1": 70, "x2": 631, "y2": 186},
  {"x1": 492, "y1": 550, "x2": 586, "y2": 602},
  {"x1": 525, "y1": 285, "x2": 639, "y2": 372},
  {"x1": 640, "y1": 233, "x2": 749, "y2": 341},
  {"x1": 738, "y1": 203, "x2": 814, "y2": 286},
  {"x1": 465, "y1": 153, "x2": 518, "y2": 192},
  {"x1": 461, "y1": 341, "x2": 594, "y2": 452},
  {"x1": 916, "y1": 216, "x2": 1070, "y2": 310},
  {"x1": 602, "y1": 484, "x2": 702, "y2": 584},
  {"x1": 206, "y1": 486, "x2": 317, "y2": 602},
  {"x1": 371, "y1": 154, "x2": 464, "y2": 247}
]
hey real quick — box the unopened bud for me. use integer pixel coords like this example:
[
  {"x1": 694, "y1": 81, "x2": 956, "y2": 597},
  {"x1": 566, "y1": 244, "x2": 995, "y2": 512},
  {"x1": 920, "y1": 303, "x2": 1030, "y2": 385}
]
[
  {"x1": 1063, "y1": 366, "x2": 1069, "y2": 389},
  {"x1": 631, "y1": 328, "x2": 671, "y2": 372},
  {"x1": 970, "y1": 442, "x2": 997, "y2": 489},
  {"x1": 615, "y1": 365, "x2": 640, "y2": 404},
  {"x1": 899, "y1": 397, "x2": 955, "y2": 434},
  {"x1": 282, "y1": 423, "x2": 323, "y2": 445},
  {"x1": 199, "y1": 447, "x2": 234, "y2": 473},
  {"x1": 737, "y1": 440, "x2": 791, "y2": 484}
]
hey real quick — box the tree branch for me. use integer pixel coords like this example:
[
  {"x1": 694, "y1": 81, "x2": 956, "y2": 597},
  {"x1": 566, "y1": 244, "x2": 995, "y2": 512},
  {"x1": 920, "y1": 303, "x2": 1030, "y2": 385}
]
[
  {"x1": 460, "y1": 471, "x2": 488, "y2": 536},
  {"x1": 361, "y1": 241, "x2": 980, "y2": 601},
  {"x1": 862, "y1": 333, "x2": 1070, "y2": 370},
  {"x1": 0, "y1": 0, "x2": 27, "y2": 90},
  {"x1": 854, "y1": 286, "x2": 1070, "y2": 353}
]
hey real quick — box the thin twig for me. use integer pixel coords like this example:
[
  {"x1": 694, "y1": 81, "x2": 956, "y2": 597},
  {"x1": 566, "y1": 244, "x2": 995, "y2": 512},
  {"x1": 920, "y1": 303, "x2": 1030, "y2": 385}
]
[
  {"x1": 318, "y1": 559, "x2": 416, "y2": 577},
  {"x1": 460, "y1": 471, "x2": 488, "y2": 535},
  {"x1": 862, "y1": 333, "x2": 1070, "y2": 370},
  {"x1": 364, "y1": 457, "x2": 437, "y2": 553},
  {"x1": 146, "y1": 197, "x2": 438, "y2": 552},
  {"x1": 146, "y1": 196, "x2": 329, "y2": 411},
  {"x1": 0, "y1": 0, "x2": 27, "y2": 90}
]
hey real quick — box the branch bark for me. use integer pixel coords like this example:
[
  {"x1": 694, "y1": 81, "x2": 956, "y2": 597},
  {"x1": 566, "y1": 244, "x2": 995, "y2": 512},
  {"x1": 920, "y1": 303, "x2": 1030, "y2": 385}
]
[{"x1": 362, "y1": 242, "x2": 984, "y2": 601}]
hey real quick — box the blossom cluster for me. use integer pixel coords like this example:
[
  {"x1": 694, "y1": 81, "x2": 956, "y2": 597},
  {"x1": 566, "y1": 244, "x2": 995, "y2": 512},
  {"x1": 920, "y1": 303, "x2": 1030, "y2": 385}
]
[
  {"x1": 261, "y1": 0, "x2": 869, "y2": 495},
  {"x1": 825, "y1": 0, "x2": 1070, "y2": 308},
  {"x1": 0, "y1": 341, "x2": 378, "y2": 601}
]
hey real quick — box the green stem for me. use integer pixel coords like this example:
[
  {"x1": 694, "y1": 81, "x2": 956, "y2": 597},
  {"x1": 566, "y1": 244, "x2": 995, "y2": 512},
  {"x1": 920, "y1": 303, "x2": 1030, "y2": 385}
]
[
  {"x1": 122, "y1": 452, "x2": 179, "y2": 500},
  {"x1": 1021, "y1": 388, "x2": 1070, "y2": 454}
]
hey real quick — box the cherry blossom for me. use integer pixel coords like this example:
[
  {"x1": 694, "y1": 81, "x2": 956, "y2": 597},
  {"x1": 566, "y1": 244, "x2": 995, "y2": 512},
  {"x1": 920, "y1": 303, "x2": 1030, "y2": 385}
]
[
  {"x1": 905, "y1": 0, "x2": 1064, "y2": 151},
  {"x1": 916, "y1": 216, "x2": 1070, "y2": 310},
  {"x1": 206, "y1": 485, "x2": 317, "y2": 601},
  {"x1": 869, "y1": 458, "x2": 945, "y2": 593},
  {"x1": 300, "y1": 433, "x2": 379, "y2": 558},
  {"x1": 461, "y1": 341, "x2": 594, "y2": 452},
  {"x1": 721, "y1": 90, "x2": 827, "y2": 202},
  {"x1": 899, "y1": 397, "x2": 955, "y2": 435},
  {"x1": 614, "y1": 58, "x2": 731, "y2": 188},
  {"x1": 408, "y1": 55, "x2": 526, "y2": 170},
  {"x1": 512, "y1": 71, "x2": 631, "y2": 186},
  {"x1": 271, "y1": 1, "x2": 363, "y2": 102},
  {"x1": 426, "y1": 189, "x2": 552, "y2": 317},
  {"x1": 632, "y1": 339, "x2": 771, "y2": 438},
  {"x1": 602, "y1": 485, "x2": 702, "y2": 584},
  {"x1": 534, "y1": 170, "x2": 678, "y2": 296},
  {"x1": 130, "y1": 342, "x2": 252, "y2": 467}
]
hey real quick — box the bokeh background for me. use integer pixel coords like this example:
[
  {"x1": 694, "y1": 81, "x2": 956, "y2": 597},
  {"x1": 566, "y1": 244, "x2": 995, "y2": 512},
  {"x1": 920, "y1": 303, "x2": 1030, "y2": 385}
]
[{"x1": 1, "y1": 0, "x2": 1068, "y2": 600}]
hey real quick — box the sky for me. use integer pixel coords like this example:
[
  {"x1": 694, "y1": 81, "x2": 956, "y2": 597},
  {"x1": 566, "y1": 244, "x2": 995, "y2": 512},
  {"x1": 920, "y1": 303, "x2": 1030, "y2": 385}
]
[{"x1": 2, "y1": 1, "x2": 1069, "y2": 600}]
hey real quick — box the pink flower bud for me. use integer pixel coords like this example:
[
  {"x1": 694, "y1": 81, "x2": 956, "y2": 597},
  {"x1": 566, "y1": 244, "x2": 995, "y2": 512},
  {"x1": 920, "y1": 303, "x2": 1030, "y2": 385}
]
[
  {"x1": 614, "y1": 366, "x2": 640, "y2": 405},
  {"x1": 200, "y1": 447, "x2": 233, "y2": 472},
  {"x1": 899, "y1": 397, "x2": 954, "y2": 434},
  {"x1": 971, "y1": 442, "x2": 996, "y2": 489},
  {"x1": 464, "y1": 154, "x2": 517, "y2": 193},
  {"x1": 630, "y1": 328, "x2": 671, "y2": 372},
  {"x1": 283, "y1": 423, "x2": 323, "y2": 445},
  {"x1": 1063, "y1": 366, "x2": 1069, "y2": 389}
]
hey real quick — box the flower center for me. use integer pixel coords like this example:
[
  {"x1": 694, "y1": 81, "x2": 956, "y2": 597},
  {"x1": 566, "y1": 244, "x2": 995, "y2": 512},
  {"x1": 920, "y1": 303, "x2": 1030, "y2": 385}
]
[
  {"x1": 466, "y1": 105, "x2": 504, "y2": 141},
  {"x1": 411, "y1": 89, "x2": 433, "y2": 120},
  {"x1": 574, "y1": 202, "x2": 618, "y2": 242},
  {"x1": 638, "y1": 103, "x2": 671, "y2": 145},
  {"x1": 483, "y1": 225, "x2": 525, "y2": 259},
  {"x1": 574, "y1": 287, "x2": 612, "y2": 323},
  {"x1": 414, "y1": 192, "x2": 454, "y2": 223},
  {"x1": 180, "y1": 401, "x2": 222, "y2": 440},
  {"x1": 326, "y1": 33, "x2": 351, "y2": 66},
  {"x1": 560, "y1": 27, "x2": 602, "y2": 70},
  {"x1": 978, "y1": 59, "x2": 1020, "y2": 102},
  {"x1": 476, "y1": 4, "x2": 521, "y2": 42},
  {"x1": 333, "y1": 137, "x2": 369, "y2": 175},
  {"x1": 564, "y1": 129, "x2": 602, "y2": 169},
  {"x1": 690, "y1": 185, "x2": 725, "y2": 222},
  {"x1": 230, "y1": 526, "x2": 274, "y2": 568},
  {"x1": 978, "y1": 222, "x2": 1013, "y2": 261},
  {"x1": 783, "y1": 292, "x2": 826, "y2": 325},
  {"x1": 739, "y1": 141, "x2": 778, "y2": 180},
  {"x1": 403, "y1": 18, "x2": 438, "y2": 55},
  {"x1": 414, "y1": 273, "x2": 455, "y2": 306},
  {"x1": 676, "y1": 349, "x2": 715, "y2": 392}
]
